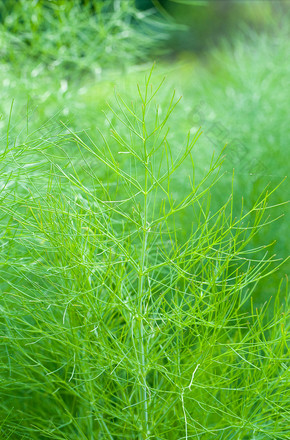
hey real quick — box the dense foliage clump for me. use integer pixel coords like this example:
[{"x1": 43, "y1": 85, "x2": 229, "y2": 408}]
[
  {"x1": 0, "y1": 70, "x2": 289, "y2": 439},
  {"x1": 0, "y1": 2, "x2": 289, "y2": 438}
]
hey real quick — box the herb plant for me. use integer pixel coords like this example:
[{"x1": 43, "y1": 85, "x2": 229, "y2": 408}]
[
  {"x1": 0, "y1": 0, "x2": 169, "y2": 77},
  {"x1": 0, "y1": 69, "x2": 289, "y2": 439}
]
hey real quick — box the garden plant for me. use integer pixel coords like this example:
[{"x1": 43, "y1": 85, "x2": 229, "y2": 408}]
[
  {"x1": 0, "y1": 68, "x2": 289, "y2": 439},
  {"x1": 0, "y1": 1, "x2": 289, "y2": 438}
]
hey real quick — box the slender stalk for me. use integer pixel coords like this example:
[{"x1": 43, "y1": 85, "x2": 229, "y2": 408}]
[
  {"x1": 136, "y1": 77, "x2": 150, "y2": 438},
  {"x1": 137, "y1": 220, "x2": 149, "y2": 437}
]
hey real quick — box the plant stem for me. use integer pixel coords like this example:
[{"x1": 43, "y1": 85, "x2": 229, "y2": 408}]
[{"x1": 136, "y1": 86, "x2": 150, "y2": 438}]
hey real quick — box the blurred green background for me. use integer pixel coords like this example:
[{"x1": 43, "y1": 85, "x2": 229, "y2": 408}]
[{"x1": 0, "y1": 0, "x2": 289, "y2": 301}]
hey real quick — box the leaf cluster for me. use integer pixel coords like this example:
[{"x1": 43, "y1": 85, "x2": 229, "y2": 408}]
[{"x1": 0, "y1": 69, "x2": 289, "y2": 439}]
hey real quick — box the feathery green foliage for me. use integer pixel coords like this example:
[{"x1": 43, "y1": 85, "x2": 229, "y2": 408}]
[
  {"x1": 0, "y1": 0, "x2": 169, "y2": 77},
  {"x1": 0, "y1": 69, "x2": 289, "y2": 439}
]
